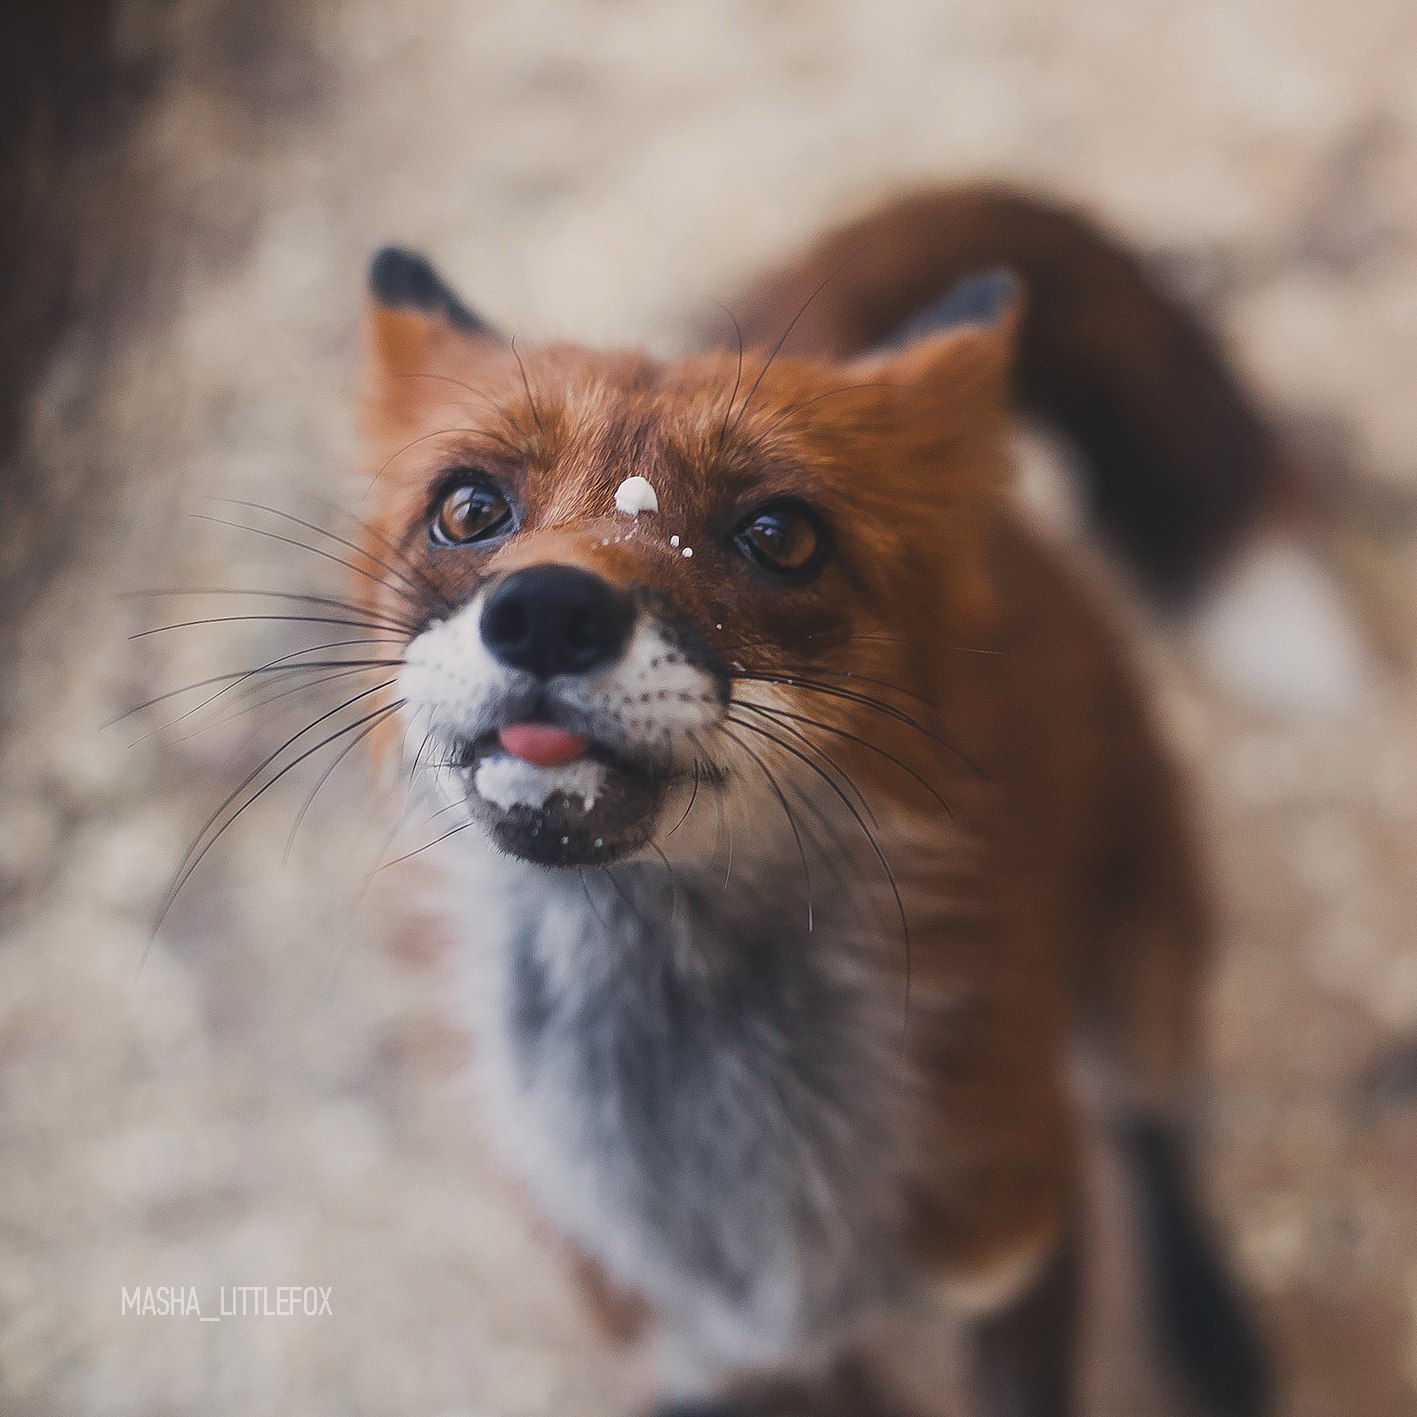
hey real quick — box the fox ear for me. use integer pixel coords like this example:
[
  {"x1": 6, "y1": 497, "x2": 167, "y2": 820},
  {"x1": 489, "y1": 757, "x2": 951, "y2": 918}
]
[
  {"x1": 364, "y1": 246, "x2": 501, "y2": 384},
  {"x1": 855, "y1": 268, "x2": 1021, "y2": 443},
  {"x1": 368, "y1": 247, "x2": 495, "y2": 335}
]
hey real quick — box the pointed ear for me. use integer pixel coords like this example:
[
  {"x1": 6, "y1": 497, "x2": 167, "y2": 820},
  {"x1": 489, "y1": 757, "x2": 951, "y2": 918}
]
[
  {"x1": 363, "y1": 246, "x2": 501, "y2": 387},
  {"x1": 852, "y1": 271, "x2": 1022, "y2": 631},
  {"x1": 854, "y1": 268, "x2": 1022, "y2": 458}
]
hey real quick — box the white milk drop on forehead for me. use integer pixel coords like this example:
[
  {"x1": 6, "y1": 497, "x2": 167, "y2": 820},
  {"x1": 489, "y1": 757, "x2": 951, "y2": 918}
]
[{"x1": 613, "y1": 475, "x2": 659, "y2": 515}]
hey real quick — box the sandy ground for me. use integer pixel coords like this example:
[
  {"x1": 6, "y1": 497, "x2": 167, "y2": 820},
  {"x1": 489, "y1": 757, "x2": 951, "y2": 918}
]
[{"x1": 1, "y1": 2, "x2": 1415, "y2": 1414}]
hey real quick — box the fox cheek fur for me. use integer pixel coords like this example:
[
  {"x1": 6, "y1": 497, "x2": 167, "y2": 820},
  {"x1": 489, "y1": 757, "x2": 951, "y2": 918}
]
[{"x1": 351, "y1": 199, "x2": 1270, "y2": 1417}]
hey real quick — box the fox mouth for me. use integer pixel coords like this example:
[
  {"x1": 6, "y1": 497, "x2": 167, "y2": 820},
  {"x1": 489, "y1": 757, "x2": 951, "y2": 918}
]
[{"x1": 453, "y1": 722, "x2": 675, "y2": 866}]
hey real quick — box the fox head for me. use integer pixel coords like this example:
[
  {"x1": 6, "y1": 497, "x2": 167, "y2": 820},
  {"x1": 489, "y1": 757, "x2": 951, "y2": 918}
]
[{"x1": 357, "y1": 248, "x2": 1015, "y2": 870}]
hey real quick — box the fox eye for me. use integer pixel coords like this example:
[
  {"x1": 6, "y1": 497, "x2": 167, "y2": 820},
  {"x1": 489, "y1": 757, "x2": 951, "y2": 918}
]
[
  {"x1": 732, "y1": 500, "x2": 828, "y2": 581},
  {"x1": 431, "y1": 473, "x2": 514, "y2": 546}
]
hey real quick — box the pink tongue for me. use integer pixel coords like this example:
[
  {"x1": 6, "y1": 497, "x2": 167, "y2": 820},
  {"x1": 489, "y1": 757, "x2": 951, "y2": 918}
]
[{"x1": 498, "y1": 723, "x2": 590, "y2": 767}]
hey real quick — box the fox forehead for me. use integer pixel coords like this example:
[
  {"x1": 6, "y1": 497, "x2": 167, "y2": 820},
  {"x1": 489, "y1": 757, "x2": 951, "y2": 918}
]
[{"x1": 366, "y1": 340, "x2": 888, "y2": 528}]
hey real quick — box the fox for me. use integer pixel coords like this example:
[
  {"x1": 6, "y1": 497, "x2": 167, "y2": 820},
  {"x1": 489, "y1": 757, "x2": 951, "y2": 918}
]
[{"x1": 350, "y1": 186, "x2": 1285, "y2": 1417}]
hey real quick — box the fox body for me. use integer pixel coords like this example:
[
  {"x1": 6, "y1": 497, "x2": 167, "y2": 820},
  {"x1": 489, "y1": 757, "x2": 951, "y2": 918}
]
[{"x1": 356, "y1": 190, "x2": 1271, "y2": 1416}]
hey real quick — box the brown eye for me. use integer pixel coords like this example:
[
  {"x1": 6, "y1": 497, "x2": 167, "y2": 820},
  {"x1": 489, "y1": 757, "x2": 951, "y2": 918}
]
[
  {"x1": 732, "y1": 500, "x2": 828, "y2": 581},
  {"x1": 431, "y1": 475, "x2": 514, "y2": 546}
]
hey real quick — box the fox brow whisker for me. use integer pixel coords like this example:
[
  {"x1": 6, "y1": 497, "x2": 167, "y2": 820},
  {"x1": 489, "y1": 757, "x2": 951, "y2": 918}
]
[
  {"x1": 714, "y1": 302, "x2": 746, "y2": 455},
  {"x1": 399, "y1": 369, "x2": 540, "y2": 443},
  {"x1": 508, "y1": 336, "x2": 547, "y2": 439},
  {"x1": 755, "y1": 379, "x2": 899, "y2": 445},
  {"x1": 365, "y1": 419, "x2": 525, "y2": 494},
  {"x1": 727, "y1": 248, "x2": 861, "y2": 438}
]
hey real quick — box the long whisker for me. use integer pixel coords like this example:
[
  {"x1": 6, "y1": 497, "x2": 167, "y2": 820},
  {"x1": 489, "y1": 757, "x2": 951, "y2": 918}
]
[
  {"x1": 214, "y1": 498, "x2": 444, "y2": 613},
  {"x1": 577, "y1": 869, "x2": 610, "y2": 930},
  {"x1": 165, "y1": 663, "x2": 391, "y2": 746},
  {"x1": 730, "y1": 698, "x2": 878, "y2": 827},
  {"x1": 737, "y1": 699, "x2": 955, "y2": 821},
  {"x1": 380, "y1": 816, "x2": 484, "y2": 872},
  {"x1": 191, "y1": 514, "x2": 423, "y2": 611},
  {"x1": 284, "y1": 707, "x2": 393, "y2": 863},
  {"x1": 153, "y1": 692, "x2": 403, "y2": 936},
  {"x1": 266, "y1": 488, "x2": 449, "y2": 606},
  {"x1": 124, "y1": 587, "x2": 418, "y2": 634},
  {"x1": 110, "y1": 656, "x2": 404, "y2": 728},
  {"x1": 123, "y1": 638, "x2": 405, "y2": 736},
  {"x1": 728, "y1": 249, "x2": 861, "y2": 436},
  {"x1": 735, "y1": 671, "x2": 988, "y2": 779},
  {"x1": 161, "y1": 679, "x2": 400, "y2": 896},
  {"x1": 666, "y1": 760, "x2": 702, "y2": 837},
  {"x1": 721, "y1": 723, "x2": 814, "y2": 933},
  {"x1": 727, "y1": 712, "x2": 911, "y2": 1023},
  {"x1": 646, "y1": 838, "x2": 683, "y2": 934},
  {"x1": 130, "y1": 615, "x2": 407, "y2": 641}
]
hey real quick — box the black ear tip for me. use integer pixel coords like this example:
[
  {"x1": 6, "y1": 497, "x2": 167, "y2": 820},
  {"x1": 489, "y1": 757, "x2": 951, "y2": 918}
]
[
  {"x1": 368, "y1": 245, "x2": 438, "y2": 307},
  {"x1": 366, "y1": 245, "x2": 494, "y2": 336},
  {"x1": 875, "y1": 266, "x2": 1023, "y2": 354}
]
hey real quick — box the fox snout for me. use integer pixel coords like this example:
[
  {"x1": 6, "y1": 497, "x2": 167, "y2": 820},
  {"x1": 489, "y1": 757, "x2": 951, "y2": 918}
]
[{"x1": 396, "y1": 547, "x2": 730, "y2": 868}]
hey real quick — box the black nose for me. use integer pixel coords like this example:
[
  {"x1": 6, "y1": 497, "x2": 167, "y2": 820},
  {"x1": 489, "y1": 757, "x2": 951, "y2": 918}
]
[{"x1": 480, "y1": 565, "x2": 633, "y2": 679}]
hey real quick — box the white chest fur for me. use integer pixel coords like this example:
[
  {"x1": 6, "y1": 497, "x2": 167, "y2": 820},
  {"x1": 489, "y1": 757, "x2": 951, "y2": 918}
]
[{"x1": 441, "y1": 849, "x2": 911, "y2": 1378}]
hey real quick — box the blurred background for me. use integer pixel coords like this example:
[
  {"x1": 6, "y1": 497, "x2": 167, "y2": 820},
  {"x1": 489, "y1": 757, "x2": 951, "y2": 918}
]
[{"x1": 1, "y1": 2, "x2": 1415, "y2": 1414}]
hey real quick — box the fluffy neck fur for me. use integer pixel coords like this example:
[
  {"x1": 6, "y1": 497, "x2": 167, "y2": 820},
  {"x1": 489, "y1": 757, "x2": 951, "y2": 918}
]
[{"x1": 440, "y1": 836, "x2": 917, "y2": 1378}]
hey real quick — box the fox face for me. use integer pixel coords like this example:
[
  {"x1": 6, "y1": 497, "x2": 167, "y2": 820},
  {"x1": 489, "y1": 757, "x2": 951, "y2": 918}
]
[{"x1": 358, "y1": 249, "x2": 1013, "y2": 871}]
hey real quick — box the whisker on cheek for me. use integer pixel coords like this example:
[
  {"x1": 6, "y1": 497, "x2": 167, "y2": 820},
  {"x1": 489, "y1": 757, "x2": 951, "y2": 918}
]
[
  {"x1": 212, "y1": 497, "x2": 446, "y2": 613},
  {"x1": 726, "y1": 710, "x2": 913, "y2": 1028}
]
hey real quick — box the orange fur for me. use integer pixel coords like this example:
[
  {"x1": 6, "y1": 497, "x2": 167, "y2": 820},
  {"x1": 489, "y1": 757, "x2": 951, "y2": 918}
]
[{"x1": 352, "y1": 190, "x2": 1265, "y2": 1416}]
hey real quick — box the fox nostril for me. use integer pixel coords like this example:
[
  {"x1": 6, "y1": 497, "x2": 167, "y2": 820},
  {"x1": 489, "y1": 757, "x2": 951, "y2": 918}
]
[
  {"x1": 484, "y1": 598, "x2": 530, "y2": 650},
  {"x1": 481, "y1": 565, "x2": 633, "y2": 680},
  {"x1": 566, "y1": 610, "x2": 599, "y2": 652}
]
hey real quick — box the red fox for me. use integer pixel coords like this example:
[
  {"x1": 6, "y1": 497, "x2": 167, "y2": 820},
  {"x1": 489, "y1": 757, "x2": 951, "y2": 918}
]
[{"x1": 352, "y1": 186, "x2": 1278, "y2": 1416}]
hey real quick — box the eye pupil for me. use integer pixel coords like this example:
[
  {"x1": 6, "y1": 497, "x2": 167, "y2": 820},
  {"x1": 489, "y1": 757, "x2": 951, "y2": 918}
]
[
  {"x1": 432, "y1": 475, "x2": 513, "y2": 545},
  {"x1": 733, "y1": 501, "x2": 825, "y2": 579}
]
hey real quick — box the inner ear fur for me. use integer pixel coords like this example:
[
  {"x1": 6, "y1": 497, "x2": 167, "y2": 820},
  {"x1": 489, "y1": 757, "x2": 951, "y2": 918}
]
[
  {"x1": 362, "y1": 246, "x2": 502, "y2": 404},
  {"x1": 852, "y1": 295, "x2": 1022, "y2": 632}
]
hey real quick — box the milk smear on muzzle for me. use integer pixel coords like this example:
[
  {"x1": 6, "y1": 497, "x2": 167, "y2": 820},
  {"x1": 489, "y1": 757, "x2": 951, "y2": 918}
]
[{"x1": 473, "y1": 755, "x2": 607, "y2": 812}]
